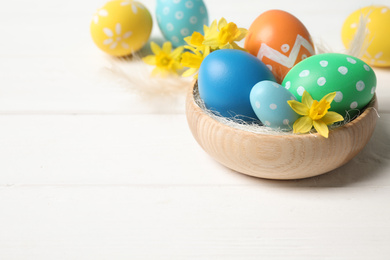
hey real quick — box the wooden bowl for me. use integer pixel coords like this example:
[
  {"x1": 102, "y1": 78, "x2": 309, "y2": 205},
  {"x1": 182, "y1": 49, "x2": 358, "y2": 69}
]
[{"x1": 186, "y1": 83, "x2": 378, "y2": 180}]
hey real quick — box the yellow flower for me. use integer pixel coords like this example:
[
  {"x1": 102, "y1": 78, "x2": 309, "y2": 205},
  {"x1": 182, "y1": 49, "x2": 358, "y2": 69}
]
[
  {"x1": 202, "y1": 18, "x2": 248, "y2": 51},
  {"x1": 181, "y1": 46, "x2": 210, "y2": 78},
  {"x1": 142, "y1": 41, "x2": 184, "y2": 77},
  {"x1": 184, "y1": 31, "x2": 208, "y2": 52},
  {"x1": 287, "y1": 91, "x2": 344, "y2": 138}
]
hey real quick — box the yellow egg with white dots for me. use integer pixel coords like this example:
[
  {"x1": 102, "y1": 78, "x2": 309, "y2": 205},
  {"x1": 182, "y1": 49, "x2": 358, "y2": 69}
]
[
  {"x1": 90, "y1": 0, "x2": 153, "y2": 56},
  {"x1": 342, "y1": 5, "x2": 390, "y2": 67}
]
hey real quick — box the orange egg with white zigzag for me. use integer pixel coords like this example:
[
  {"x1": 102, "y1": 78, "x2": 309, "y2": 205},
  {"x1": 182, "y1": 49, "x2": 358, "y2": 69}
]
[{"x1": 245, "y1": 10, "x2": 314, "y2": 83}]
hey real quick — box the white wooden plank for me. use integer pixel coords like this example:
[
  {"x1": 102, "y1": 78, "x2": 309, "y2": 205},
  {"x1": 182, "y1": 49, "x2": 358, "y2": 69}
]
[
  {"x1": 0, "y1": 56, "x2": 188, "y2": 114},
  {"x1": 375, "y1": 68, "x2": 390, "y2": 112},
  {"x1": 0, "y1": 113, "x2": 389, "y2": 187},
  {"x1": 0, "y1": 185, "x2": 389, "y2": 259}
]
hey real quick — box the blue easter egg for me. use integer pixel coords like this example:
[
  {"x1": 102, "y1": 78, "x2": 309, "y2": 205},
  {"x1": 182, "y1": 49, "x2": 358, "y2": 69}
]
[
  {"x1": 250, "y1": 80, "x2": 299, "y2": 130},
  {"x1": 198, "y1": 49, "x2": 276, "y2": 122},
  {"x1": 156, "y1": 0, "x2": 208, "y2": 47}
]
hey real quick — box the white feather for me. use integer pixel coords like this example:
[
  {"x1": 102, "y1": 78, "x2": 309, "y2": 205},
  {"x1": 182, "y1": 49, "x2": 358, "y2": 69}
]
[
  {"x1": 345, "y1": 11, "x2": 372, "y2": 58},
  {"x1": 104, "y1": 53, "x2": 193, "y2": 113}
]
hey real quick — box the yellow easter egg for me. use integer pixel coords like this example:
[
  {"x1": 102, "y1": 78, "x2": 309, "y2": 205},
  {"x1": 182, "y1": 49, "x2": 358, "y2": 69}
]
[
  {"x1": 342, "y1": 5, "x2": 390, "y2": 67},
  {"x1": 90, "y1": 0, "x2": 153, "y2": 56}
]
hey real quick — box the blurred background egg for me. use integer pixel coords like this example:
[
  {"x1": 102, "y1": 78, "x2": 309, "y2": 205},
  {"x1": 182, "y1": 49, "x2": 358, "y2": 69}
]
[
  {"x1": 342, "y1": 5, "x2": 390, "y2": 67},
  {"x1": 156, "y1": 0, "x2": 208, "y2": 47},
  {"x1": 250, "y1": 81, "x2": 299, "y2": 130},
  {"x1": 245, "y1": 10, "x2": 315, "y2": 83},
  {"x1": 198, "y1": 49, "x2": 276, "y2": 122},
  {"x1": 90, "y1": 0, "x2": 153, "y2": 56},
  {"x1": 282, "y1": 53, "x2": 376, "y2": 117}
]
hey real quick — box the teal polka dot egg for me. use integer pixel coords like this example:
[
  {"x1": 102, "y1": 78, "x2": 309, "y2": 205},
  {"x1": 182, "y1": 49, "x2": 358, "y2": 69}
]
[
  {"x1": 250, "y1": 81, "x2": 299, "y2": 130},
  {"x1": 156, "y1": 0, "x2": 208, "y2": 47},
  {"x1": 282, "y1": 53, "x2": 376, "y2": 117}
]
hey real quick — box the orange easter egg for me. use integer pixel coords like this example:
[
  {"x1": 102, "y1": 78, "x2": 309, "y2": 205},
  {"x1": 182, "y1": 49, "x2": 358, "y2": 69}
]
[{"x1": 244, "y1": 10, "x2": 315, "y2": 83}]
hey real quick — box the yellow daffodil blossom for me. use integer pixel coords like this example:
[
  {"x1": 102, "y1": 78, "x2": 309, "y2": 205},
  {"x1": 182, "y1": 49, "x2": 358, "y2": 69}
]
[
  {"x1": 184, "y1": 31, "x2": 208, "y2": 52},
  {"x1": 142, "y1": 41, "x2": 184, "y2": 77},
  {"x1": 202, "y1": 18, "x2": 248, "y2": 51},
  {"x1": 181, "y1": 46, "x2": 210, "y2": 78},
  {"x1": 287, "y1": 91, "x2": 344, "y2": 138},
  {"x1": 203, "y1": 19, "x2": 217, "y2": 39}
]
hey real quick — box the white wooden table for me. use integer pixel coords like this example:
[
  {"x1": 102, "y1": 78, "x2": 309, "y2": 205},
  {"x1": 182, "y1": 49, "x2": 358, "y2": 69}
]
[{"x1": 1, "y1": 0, "x2": 390, "y2": 259}]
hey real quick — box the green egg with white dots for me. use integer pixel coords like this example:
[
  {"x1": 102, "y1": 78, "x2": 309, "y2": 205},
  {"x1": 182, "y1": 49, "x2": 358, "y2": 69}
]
[{"x1": 282, "y1": 53, "x2": 376, "y2": 117}]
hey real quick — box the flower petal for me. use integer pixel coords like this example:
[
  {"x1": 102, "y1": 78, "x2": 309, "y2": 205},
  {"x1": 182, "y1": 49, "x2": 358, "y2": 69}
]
[
  {"x1": 142, "y1": 55, "x2": 156, "y2": 65},
  {"x1": 293, "y1": 116, "x2": 313, "y2": 134},
  {"x1": 230, "y1": 42, "x2": 246, "y2": 51},
  {"x1": 184, "y1": 36, "x2": 192, "y2": 45},
  {"x1": 321, "y1": 111, "x2": 344, "y2": 125},
  {"x1": 313, "y1": 120, "x2": 329, "y2": 138},
  {"x1": 182, "y1": 67, "x2": 198, "y2": 77},
  {"x1": 181, "y1": 52, "x2": 201, "y2": 68},
  {"x1": 321, "y1": 92, "x2": 337, "y2": 104},
  {"x1": 218, "y1": 18, "x2": 227, "y2": 30},
  {"x1": 287, "y1": 100, "x2": 309, "y2": 115},
  {"x1": 172, "y1": 61, "x2": 183, "y2": 71},
  {"x1": 235, "y1": 28, "x2": 248, "y2": 41},
  {"x1": 302, "y1": 91, "x2": 314, "y2": 108},
  {"x1": 170, "y1": 46, "x2": 184, "y2": 60},
  {"x1": 204, "y1": 25, "x2": 219, "y2": 41},
  {"x1": 187, "y1": 31, "x2": 204, "y2": 47},
  {"x1": 162, "y1": 41, "x2": 172, "y2": 54},
  {"x1": 202, "y1": 38, "x2": 220, "y2": 48},
  {"x1": 203, "y1": 24, "x2": 210, "y2": 35},
  {"x1": 206, "y1": 20, "x2": 217, "y2": 34},
  {"x1": 184, "y1": 45, "x2": 198, "y2": 53},
  {"x1": 203, "y1": 45, "x2": 210, "y2": 56},
  {"x1": 150, "y1": 42, "x2": 161, "y2": 55},
  {"x1": 220, "y1": 44, "x2": 233, "y2": 49}
]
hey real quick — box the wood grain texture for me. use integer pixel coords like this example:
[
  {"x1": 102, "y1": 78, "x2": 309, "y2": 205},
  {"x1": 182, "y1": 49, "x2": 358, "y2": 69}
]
[
  {"x1": 1, "y1": 0, "x2": 390, "y2": 258},
  {"x1": 186, "y1": 83, "x2": 379, "y2": 180},
  {"x1": 1, "y1": 185, "x2": 390, "y2": 260}
]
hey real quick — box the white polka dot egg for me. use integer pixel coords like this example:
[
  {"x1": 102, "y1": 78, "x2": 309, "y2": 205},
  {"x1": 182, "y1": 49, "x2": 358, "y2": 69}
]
[
  {"x1": 250, "y1": 80, "x2": 299, "y2": 130},
  {"x1": 156, "y1": 0, "x2": 208, "y2": 46},
  {"x1": 282, "y1": 53, "x2": 376, "y2": 118}
]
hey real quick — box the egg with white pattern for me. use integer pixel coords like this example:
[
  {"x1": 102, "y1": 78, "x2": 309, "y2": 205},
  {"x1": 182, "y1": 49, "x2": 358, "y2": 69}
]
[
  {"x1": 250, "y1": 80, "x2": 299, "y2": 130},
  {"x1": 156, "y1": 0, "x2": 208, "y2": 47},
  {"x1": 282, "y1": 53, "x2": 376, "y2": 118},
  {"x1": 90, "y1": 0, "x2": 153, "y2": 56},
  {"x1": 342, "y1": 5, "x2": 390, "y2": 67}
]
